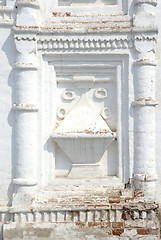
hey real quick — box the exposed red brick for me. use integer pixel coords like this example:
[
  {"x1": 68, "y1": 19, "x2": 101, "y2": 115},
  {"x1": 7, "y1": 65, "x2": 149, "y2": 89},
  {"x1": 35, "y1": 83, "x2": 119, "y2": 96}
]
[
  {"x1": 88, "y1": 222, "x2": 99, "y2": 227},
  {"x1": 137, "y1": 229, "x2": 159, "y2": 235},
  {"x1": 100, "y1": 223, "x2": 111, "y2": 229},
  {"x1": 134, "y1": 191, "x2": 144, "y2": 198},
  {"x1": 137, "y1": 229, "x2": 149, "y2": 235},
  {"x1": 125, "y1": 197, "x2": 134, "y2": 202},
  {"x1": 120, "y1": 199, "x2": 126, "y2": 204},
  {"x1": 112, "y1": 222, "x2": 123, "y2": 228},
  {"x1": 122, "y1": 211, "x2": 130, "y2": 220},
  {"x1": 109, "y1": 198, "x2": 120, "y2": 203},
  {"x1": 75, "y1": 222, "x2": 86, "y2": 227},
  {"x1": 112, "y1": 229, "x2": 124, "y2": 235}
]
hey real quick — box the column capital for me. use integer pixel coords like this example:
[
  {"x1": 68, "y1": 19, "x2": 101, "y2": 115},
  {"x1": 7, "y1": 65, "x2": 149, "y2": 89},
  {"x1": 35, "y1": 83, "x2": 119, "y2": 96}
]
[
  {"x1": 133, "y1": 0, "x2": 157, "y2": 31},
  {"x1": 15, "y1": 0, "x2": 40, "y2": 27},
  {"x1": 133, "y1": 36, "x2": 156, "y2": 54}
]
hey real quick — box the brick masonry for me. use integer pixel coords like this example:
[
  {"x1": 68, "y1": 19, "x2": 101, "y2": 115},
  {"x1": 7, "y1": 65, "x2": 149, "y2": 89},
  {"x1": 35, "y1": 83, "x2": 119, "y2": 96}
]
[{"x1": 1, "y1": 191, "x2": 160, "y2": 239}]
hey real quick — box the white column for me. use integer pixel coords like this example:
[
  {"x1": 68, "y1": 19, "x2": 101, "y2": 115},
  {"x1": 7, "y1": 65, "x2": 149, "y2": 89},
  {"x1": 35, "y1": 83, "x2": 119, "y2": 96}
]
[
  {"x1": 133, "y1": 0, "x2": 158, "y2": 201},
  {"x1": 12, "y1": 0, "x2": 40, "y2": 205}
]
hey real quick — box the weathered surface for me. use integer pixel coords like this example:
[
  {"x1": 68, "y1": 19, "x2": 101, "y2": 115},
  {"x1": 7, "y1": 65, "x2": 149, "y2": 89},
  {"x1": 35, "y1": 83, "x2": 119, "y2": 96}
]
[
  {"x1": 0, "y1": 191, "x2": 160, "y2": 239},
  {"x1": 0, "y1": 0, "x2": 160, "y2": 239},
  {"x1": 2, "y1": 223, "x2": 160, "y2": 240}
]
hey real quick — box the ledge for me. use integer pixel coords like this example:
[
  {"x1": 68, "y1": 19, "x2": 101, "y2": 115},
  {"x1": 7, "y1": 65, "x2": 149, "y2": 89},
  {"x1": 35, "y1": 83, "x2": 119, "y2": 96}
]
[
  {"x1": 15, "y1": 62, "x2": 38, "y2": 70},
  {"x1": 12, "y1": 178, "x2": 37, "y2": 186},
  {"x1": 12, "y1": 103, "x2": 39, "y2": 112},
  {"x1": 132, "y1": 99, "x2": 158, "y2": 107},
  {"x1": 134, "y1": 174, "x2": 157, "y2": 182},
  {"x1": 0, "y1": 20, "x2": 14, "y2": 27},
  {"x1": 134, "y1": 59, "x2": 157, "y2": 66},
  {"x1": 12, "y1": 25, "x2": 39, "y2": 34},
  {"x1": 132, "y1": 27, "x2": 158, "y2": 33}
]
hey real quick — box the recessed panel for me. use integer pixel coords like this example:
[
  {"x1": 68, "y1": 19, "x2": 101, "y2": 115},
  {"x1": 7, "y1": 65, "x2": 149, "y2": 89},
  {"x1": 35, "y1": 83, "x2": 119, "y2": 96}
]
[{"x1": 50, "y1": 55, "x2": 118, "y2": 179}]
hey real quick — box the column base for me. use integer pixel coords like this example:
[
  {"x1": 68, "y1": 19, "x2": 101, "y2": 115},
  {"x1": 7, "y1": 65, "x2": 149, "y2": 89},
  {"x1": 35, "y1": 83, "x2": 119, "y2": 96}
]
[
  {"x1": 12, "y1": 193, "x2": 34, "y2": 207},
  {"x1": 133, "y1": 174, "x2": 157, "y2": 202},
  {"x1": 12, "y1": 179, "x2": 38, "y2": 207}
]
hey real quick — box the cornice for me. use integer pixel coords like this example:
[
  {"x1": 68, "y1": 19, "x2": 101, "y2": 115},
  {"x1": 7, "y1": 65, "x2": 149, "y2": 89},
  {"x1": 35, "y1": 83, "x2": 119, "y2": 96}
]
[
  {"x1": 36, "y1": 33, "x2": 157, "y2": 52},
  {"x1": 12, "y1": 30, "x2": 158, "y2": 52},
  {"x1": 12, "y1": 25, "x2": 39, "y2": 34}
]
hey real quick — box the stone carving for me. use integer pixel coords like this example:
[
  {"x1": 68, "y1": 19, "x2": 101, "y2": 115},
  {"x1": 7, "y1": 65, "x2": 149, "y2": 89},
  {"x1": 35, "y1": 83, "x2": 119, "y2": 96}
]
[
  {"x1": 101, "y1": 107, "x2": 111, "y2": 120},
  {"x1": 38, "y1": 38, "x2": 133, "y2": 51},
  {"x1": 52, "y1": 75, "x2": 115, "y2": 178},
  {"x1": 57, "y1": 107, "x2": 67, "y2": 120},
  {"x1": 94, "y1": 88, "x2": 107, "y2": 99},
  {"x1": 0, "y1": 0, "x2": 160, "y2": 238},
  {"x1": 62, "y1": 90, "x2": 76, "y2": 101}
]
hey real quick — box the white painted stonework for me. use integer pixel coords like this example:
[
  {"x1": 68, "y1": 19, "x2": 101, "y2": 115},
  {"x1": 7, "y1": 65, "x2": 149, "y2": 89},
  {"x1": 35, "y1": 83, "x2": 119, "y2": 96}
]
[{"x1": 0, "y1": 0, "x2": 161, "y2": 239}]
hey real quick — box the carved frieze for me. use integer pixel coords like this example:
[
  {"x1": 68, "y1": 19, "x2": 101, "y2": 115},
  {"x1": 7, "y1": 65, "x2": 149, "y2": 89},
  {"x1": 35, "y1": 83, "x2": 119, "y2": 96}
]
[
  {"x1": 37, "y1": 37, "x2": 133, "y2": 51},
  {"x1": 49, "y1": 56, "x2": 120, "y2": 179}
]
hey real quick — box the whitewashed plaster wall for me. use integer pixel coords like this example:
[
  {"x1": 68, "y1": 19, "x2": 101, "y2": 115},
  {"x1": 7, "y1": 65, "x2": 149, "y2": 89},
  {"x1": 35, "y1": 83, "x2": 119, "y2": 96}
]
[
  {"x1": 0, "y1": 27, "x2": 15, "y2": 206},
  {"x1": 155, "y1": 0, "x2": 161, "y2": 205},
  {"x1": 0, "y1": 0, "x2": 161, "y2": 206}
]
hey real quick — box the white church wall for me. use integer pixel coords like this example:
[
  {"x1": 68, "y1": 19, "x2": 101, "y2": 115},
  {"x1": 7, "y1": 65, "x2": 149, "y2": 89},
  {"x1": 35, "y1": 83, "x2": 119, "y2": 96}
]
[
  {"x1": 0, "y1": 27, "x2": 15, "y2": 205},
  {"x1": 0, "y1": 0, "x2": 160, "y2": 239},
  {"x1": 155, "y1": 0, "x2": 161, "y2": 205}
]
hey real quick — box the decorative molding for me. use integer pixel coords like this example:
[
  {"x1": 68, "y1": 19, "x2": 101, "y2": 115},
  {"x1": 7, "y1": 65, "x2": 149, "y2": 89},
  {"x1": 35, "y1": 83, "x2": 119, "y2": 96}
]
[
  {"x1": 132, "y1": 99, "x2": 158, "y2": 107},
  {"x1": 134, "y1": 36, "x2": 156, "y2": 54},
  {"x1": 134, "y1": 60, "x2": 157, "y2": 66},
  {"x1": 0, "y1": 203, "x2": 158, "y2": 223},
  {"x1": 15, "y1": 35, "x2": 37, "y2": 41},
  {"x1": 13, "y1": 103, "x2": 39, "y2": 112},
  {"x1": 12, "y1": 26, "x2": 39, "y2": 33},
  {"x1": 15, "y1": 62, "x2": 38, "y2": 70},
  {"x1": 134, "y1": 174, "x2": 157, "y2": 182},
  {"x1": 37, "y1": 38, "x2": 133, "y2": 51},
  {"x1": 12, "y1": 178, "x2": 37, "y2": 186},
  {"x1": 12, "y1": 34, "x2": 158, "y2": 53},
  {"x1": 134, "y1": 35, "x2": 157, "y2": 41},
  {"x1": 37, "y1": 35, "x2": 156, "y2": 52}
]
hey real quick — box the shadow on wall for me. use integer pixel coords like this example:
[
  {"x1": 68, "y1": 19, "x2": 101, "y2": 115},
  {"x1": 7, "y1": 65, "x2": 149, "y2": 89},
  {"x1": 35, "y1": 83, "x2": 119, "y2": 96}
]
[{"x1": 2, "y1": 32, "x2": 16, "y2": 206}]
